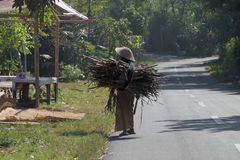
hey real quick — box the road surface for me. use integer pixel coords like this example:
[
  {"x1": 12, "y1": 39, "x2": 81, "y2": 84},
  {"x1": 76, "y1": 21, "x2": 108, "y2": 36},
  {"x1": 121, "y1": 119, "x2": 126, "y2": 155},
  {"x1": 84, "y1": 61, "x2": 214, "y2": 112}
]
[{"x1": 104, "y1": 56, "x2": 240, "y2": 160}]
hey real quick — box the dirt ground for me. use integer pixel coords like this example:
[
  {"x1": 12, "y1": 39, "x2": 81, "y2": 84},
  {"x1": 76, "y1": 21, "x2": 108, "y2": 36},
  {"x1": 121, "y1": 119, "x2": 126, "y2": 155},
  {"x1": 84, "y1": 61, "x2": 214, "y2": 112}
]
[{"x1": 0, "y1": 107, "x2": 85, "y2": 122}]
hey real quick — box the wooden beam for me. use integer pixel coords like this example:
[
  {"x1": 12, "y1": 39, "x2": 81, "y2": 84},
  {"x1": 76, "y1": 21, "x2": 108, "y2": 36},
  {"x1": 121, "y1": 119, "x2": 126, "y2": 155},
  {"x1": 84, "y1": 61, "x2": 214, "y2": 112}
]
[
  {"x1": 54, "y1": 21, "x2": 60, "y2": 102},
  {"x1": 0, "y1": 16, "x2": 92, "y2": 24},
  {"x1": 0, "y1": 18, "x2": 34, "y2": 23},
  {"x1": 0, "y1": 13, "x2": 30, "y2": 18},
  {"x1": 60, "y1": 19, "x2": 91, "y2": 24},
  {"x1": 34, "y1": 17, "x2": 40, "y2": 107}
]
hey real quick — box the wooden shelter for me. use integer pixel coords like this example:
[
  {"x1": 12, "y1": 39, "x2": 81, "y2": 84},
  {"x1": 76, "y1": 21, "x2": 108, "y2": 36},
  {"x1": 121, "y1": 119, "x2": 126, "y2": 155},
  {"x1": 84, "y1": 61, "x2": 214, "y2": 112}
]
[{"x1": 0, "y1": 0, "x2": 89, "y2": 107}]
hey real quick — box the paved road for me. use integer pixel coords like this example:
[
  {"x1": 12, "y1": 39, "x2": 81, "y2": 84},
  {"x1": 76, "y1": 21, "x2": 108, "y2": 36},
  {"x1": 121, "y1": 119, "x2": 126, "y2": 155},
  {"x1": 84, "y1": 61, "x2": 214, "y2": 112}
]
[{"x1": 104, "y1": 56, "x2": 240, "y2": 160}]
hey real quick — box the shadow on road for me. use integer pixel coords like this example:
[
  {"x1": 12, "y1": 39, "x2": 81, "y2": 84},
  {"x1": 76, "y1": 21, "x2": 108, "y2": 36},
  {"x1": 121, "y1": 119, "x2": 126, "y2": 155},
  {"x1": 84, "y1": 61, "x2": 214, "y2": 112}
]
[
  {"x1": 109, "y1": 135, "x2": 140, "y2": 141},
  {"x1": 156, "y1": 116, "x2": 240, "y2": 133},
  {"x1": 160, "y1": 57, "x2": 240, "y2": 95},
  {"x1": 156, "y1": 56, "x2": 240, "y2": 133}
]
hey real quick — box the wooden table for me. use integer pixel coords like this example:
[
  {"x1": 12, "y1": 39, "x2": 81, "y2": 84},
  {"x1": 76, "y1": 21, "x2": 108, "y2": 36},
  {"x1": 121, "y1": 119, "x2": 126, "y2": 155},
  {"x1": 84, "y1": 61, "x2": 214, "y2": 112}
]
[
  {"x1": 0, "y1": 81, "x2": 12, "y2": 88},
  {"x1": 0, "y1": 76, "x2": 15, "y2": 97},
  {"x1": 0, "y1": 76, "x2": 16, "y2": 81},
  {"x1": 12, "y1": 77, "x2": 57, "y2": 104}
]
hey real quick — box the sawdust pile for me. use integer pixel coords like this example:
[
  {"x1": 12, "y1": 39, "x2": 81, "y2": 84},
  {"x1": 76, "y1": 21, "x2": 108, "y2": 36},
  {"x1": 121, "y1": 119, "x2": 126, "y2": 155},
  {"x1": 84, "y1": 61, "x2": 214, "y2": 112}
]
[{"x1": 0, "y1": 107, "x2": 85, "y2": 122}]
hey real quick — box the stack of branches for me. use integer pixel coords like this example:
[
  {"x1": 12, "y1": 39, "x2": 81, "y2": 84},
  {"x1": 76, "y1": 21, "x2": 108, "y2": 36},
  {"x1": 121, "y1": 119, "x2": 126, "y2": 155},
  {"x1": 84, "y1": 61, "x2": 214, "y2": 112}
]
[{"x1": 84, "y1": 56, "x2": 163, "y2": 111}]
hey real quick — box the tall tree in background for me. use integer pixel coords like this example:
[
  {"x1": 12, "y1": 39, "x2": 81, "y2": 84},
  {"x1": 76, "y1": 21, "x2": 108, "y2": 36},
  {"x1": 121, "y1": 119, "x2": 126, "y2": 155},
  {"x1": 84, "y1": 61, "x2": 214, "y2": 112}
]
[
  {"x1": 5, "y1": 0, "x2": 239, "y2": 79},
  {"x1": 199, "y1": 0, "x2": 240, "y2": 78}
]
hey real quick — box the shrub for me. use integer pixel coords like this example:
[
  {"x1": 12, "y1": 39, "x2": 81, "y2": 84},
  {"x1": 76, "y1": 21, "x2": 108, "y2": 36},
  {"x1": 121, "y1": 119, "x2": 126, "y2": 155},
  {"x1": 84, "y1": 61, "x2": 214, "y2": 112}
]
[
  {"x1": 211, "y1": 37, "x2": 240, "y2": 80},
  {"x1": 222, "y1": 37, "x2": 240, "y2": 76},
  {"x1": 60, "y1": 64, "x2": 85, "y2": 82}
]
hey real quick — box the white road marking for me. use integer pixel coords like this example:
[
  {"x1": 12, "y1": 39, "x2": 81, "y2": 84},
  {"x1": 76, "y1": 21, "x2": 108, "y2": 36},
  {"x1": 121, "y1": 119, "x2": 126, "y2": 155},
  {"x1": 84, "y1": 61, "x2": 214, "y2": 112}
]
[
  {"x1": 174, "y1": 68, "x2": 178, "y2": 72},
  {"x1": 190, "y1": 94, "x2": 195, "y2": 98},
  {"x1": 198, "y1": 101, "x2": 206, "y2": 107},
  {"x1": 226, "y1": 120, "x2": 235, "y2": 124},
  {"x1": 234, "y1": 144, "x2": 240, "y2": 153},
  {"x1": 211, "y1": 116, "x2": 224, "y2": 124}
]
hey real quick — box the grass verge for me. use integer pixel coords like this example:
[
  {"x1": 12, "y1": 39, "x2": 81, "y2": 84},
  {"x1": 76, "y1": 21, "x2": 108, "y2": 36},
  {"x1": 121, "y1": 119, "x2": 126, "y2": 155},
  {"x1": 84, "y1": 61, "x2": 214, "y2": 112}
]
[
  {"x1": 138, "y1": 59, "x2": 156, "y2": 65},
  {"x1": 0, "y1": 82, "x2": 114, "y2": 160},
  {"x1": 205, "y1": 61, "x2": 240, "y2": 82}
]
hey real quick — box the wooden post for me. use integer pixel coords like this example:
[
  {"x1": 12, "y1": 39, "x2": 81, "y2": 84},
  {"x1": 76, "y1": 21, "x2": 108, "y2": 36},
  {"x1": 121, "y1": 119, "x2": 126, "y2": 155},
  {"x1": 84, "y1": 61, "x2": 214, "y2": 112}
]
[
  {"x1": 24, "y1": 54, "x2": 27, "y2": 72},
  {"x1": 34, "y1": 17, "x2": 40, "y2": 107},
  {"x1": 54, "y1": 21, "x2": 59, "y2": 102}
]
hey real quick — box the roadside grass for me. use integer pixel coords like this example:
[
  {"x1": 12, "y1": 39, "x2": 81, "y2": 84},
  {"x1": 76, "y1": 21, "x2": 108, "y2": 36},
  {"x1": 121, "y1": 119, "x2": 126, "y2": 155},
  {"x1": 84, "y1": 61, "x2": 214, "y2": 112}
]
[
  {"x1": 0, "y1": 82, "x2": 114, "y2": 160},
  {"x1": 205, "y1": 62, "x2": 240, "y2": 82},
  {"x1": 138, "y1": 59, "x2": 156, "y2": 65},
  {"x1": 42, "y1": 82, "x2": 110, "y2": 113}
]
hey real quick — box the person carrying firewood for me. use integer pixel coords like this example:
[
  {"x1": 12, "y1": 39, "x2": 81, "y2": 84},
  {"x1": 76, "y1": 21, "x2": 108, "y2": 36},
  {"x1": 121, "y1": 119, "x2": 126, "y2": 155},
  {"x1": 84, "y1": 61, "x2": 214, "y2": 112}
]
[
  {"x1": 113, "y1": 46, "x2": 137, "y2": 136},
  {"x1": 85, "y1": 46, "x2": 161, "y2": 135}
]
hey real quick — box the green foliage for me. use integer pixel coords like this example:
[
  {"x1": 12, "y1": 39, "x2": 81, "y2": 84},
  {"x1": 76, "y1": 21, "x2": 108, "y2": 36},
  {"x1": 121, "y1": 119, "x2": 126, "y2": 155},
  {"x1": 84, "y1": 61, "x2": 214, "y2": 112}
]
[
  {"x1": 198, "y1": 0, "x2": 240, "y2": 79},
  {"x1": 0, "y1": 23, "x2": 33, "y2": 75},
  {"x1": 60, "y1": 33, "x2": 97, "y2": 72},
  {"x1": 225, "y1": 37, "x2": 240, "y2": 56},
  {"x1": 0, "y1": 59, "x2": 19, "y2": 75},
  {"x1": 109, "y1": 0, "x2": 128, "y2": 18},
  {"x1": 60, "y1": 64, "x2": 85, "y2": 82},
  {"x1": 221, "y1": 37, "x2": 240, "y2": 76},
  {"x1": 94, "y1": 18, "x2": 132, "y2": 57},
  {"x1": 12, "y1": 0, "x2": 56, "y2": 24},
  {"x1": 0, "y1": 114, "x2": 113, "y2": 159},
  {"x1": 76, "y1": 40, "x2": 96, "y2": 56},
  {"x1": 122, "y1": 4, "x2": 146, "y2": 35},
  {"x1": 208, "y1": 37, "x2": 240, "y2": 80},
  {"x1": 147, "y1": 11, "x2": 181, "y2": 52},
  {"x1": 0, "y1": 23, "x2": 34, "y2": 55},
  {"x1": 42, "y1": 82, "x2": 110, "y2": 113},
  {"x1": 64, "y1": 0, "x2": 109, "y2": 18},
  {"x1": 128, "y1": 35, "x2": 143, "y2": 51},
  {"x1": 0, "y1": 132, "x2": 17, "y2": 147},
  {"x1": 10, "y1": 0, "x2": 238, "y2": 81}
]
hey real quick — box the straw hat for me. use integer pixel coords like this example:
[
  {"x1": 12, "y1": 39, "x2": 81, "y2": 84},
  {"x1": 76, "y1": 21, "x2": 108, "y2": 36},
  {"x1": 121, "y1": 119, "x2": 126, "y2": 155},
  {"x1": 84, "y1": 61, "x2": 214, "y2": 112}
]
[{"x1": 115, "y1": 47, "x2": 135, "y2": 62}]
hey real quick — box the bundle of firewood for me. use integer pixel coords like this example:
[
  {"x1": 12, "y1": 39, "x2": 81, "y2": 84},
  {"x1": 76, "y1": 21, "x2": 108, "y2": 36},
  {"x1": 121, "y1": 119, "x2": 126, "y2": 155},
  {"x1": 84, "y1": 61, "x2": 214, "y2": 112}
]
[{"x1": 84, "y1": 56, "x2": 162, "y2": 103}]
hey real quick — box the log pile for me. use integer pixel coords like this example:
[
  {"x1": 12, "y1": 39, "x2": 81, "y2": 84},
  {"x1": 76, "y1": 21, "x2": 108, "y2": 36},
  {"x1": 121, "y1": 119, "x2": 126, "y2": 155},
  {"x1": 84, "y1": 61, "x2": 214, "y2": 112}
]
[{"x1": 84, "y1": 56, "x2": 162, "y2": 103}]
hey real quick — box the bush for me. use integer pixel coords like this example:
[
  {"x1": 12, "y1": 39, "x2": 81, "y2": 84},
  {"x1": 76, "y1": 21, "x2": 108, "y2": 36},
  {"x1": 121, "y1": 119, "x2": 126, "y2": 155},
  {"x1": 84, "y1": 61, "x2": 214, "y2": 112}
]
[
  {"x1": 210, "y1": 37, "x2": 240, "y2": 80},
  {"x1": 222, "y1": 37, "x2": 240, "y2": 76},
  {"x1": 60, "y1": 64, "x2": 85, "y2": 82}
]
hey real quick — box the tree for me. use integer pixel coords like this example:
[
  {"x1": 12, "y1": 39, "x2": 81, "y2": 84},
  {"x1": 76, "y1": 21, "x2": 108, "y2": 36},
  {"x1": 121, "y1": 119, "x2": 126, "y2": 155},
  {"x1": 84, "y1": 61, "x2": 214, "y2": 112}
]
[
  {"x1": 94, "y1": 18, "x2": 132, "y2": 57},
  {"x1": 12, "y1": 0, "x2": 56, "y2": 24},
  {"x1": 122, "y1": 4, "x2": 146, "y2": 35},
  {"x1": 0, "y1": 23, "x2": 34, "y2": 74}
]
